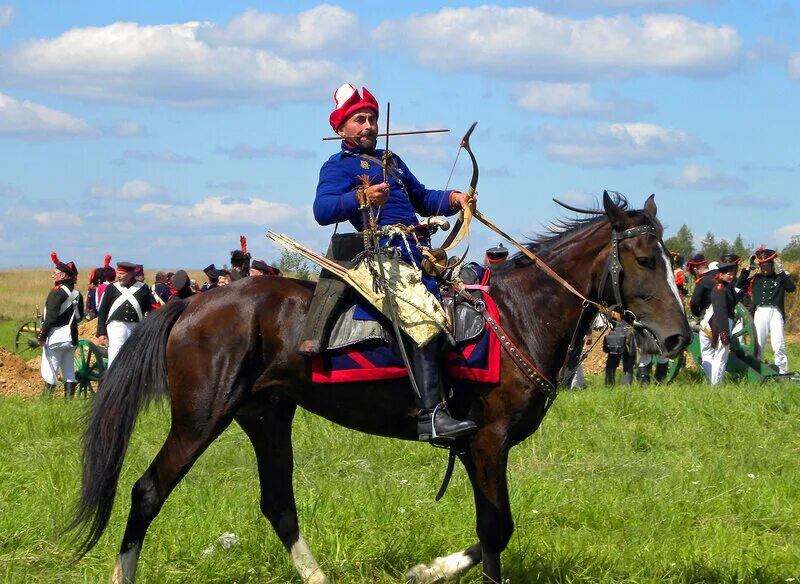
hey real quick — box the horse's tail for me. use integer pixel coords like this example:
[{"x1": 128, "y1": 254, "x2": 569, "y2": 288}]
[{"x1": 66, "y1": 299, "x2": 189, "y2": 558}]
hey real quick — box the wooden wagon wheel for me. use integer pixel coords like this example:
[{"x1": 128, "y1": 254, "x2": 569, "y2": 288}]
[
  {"x1": 14, "y1": 319, "x2": 40, "y2": 361},
  {"x1": 74, "y1": 340, "x2": 107, "y2": 397}
]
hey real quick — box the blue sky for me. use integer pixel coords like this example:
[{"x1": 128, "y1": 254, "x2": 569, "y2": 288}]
[{"x1": 1, "y1": 1, "x2": 798, "y2": 270}]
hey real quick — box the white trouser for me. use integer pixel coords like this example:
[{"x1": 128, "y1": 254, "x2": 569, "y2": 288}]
[
  {"x1": 754, "y1": 306, "x2": 787, "y2": 374},
  {"x1": 106, "y1": 320, "x2": 138, "y2": 368},
  {"x1": 699, "y1": 329, "x2": 715, "y2": 382},
  {"x1": 709, "y1": 318, "x2": 733, "y2": 385},
  {"x1": 41, "y1": 343, "x2": 75, "y2": 384}
]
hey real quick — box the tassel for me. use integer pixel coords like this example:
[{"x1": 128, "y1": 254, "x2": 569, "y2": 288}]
[
  {"x1": 50, "y1": 251, "x2": 60, "y2": 267},
  {"x1": 240, "y1": 235, "x2": 247, "y2": 254}
]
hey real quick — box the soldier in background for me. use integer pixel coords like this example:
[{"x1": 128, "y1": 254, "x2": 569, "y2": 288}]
[
  {"x1": 170, "y1": 270, "x2": 195, "y2": 300},
  {"x1": 708, "y1": 262, "x2": 739, "y2": 384},
  {"x1": 201, "y1": 264, "x2": 219, "y2": 291},
  {"x1": 153, "y1": 271, "x2": 172, "y2": 306},
  {"x1": 250, "y1": 259, "x2": 282, "y2": 276},
  {"x1": 96, "y1": 261, "x2": 153, "y2": 367},
  {"x1": 736, "y1": 247, "x2": 796, "y2": 373},
  {"x1": 483, "y1": 244, "x2": 509, "y2": 268},
  {"x1": 689, "y1": 254, "x2": 717, "y2": 382},
  {"x1": 603, "y1": 321, "x2": 635, "y2": 386},
  {"x1": 38, "y1": 252, "x2": 83, "y2": 398}
]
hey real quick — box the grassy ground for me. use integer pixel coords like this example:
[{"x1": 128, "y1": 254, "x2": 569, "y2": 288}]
[{"x1": 1, "y1": 378, "x2": 799, "y2": 583}]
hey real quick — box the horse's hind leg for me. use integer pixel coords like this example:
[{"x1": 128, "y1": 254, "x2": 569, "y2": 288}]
[
  {"x1": 406, "y1": 542, "x2": 482, "y2": 583},
  {"x1": 111, "y1": 414, "x2": 234, "y2": 584},
  {"x1": 236, "y1": 399, "x2": 329, "y2": 584}
]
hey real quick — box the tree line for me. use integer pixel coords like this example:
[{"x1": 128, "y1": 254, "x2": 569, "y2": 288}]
[{"x1": 665, "y1": 225, "x2": 800, "y2": 263}]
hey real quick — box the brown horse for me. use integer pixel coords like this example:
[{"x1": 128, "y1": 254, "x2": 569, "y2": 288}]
[{"x1": 69, "y1": 193, "x2": 690, "y2": 584}]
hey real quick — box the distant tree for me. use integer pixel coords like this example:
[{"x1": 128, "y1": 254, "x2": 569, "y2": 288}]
[
  {"x1": 731, "y1": 234, "x2": 753, "y2": 262},
  {"x1": 700, "y1": 232, "x2": 729, "y2": 262},
  {"x1": 278, "y1": 250, "x2": 314, "y2": 280},
  {"x1": 781, "y1": 235, "x2": 800, "y2": 262},
  {"x1": 664, "y1": 224, "x2": 694, "y2": 260}
]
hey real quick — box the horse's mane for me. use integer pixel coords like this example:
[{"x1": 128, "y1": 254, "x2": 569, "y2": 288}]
[{"x1": 491, "y1": 192, "x2": 641, "y2": 274}]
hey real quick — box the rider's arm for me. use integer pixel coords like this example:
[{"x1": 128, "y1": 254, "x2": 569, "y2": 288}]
[
  {"x1": 393, "y1": 155, "x2": 455, "y2": 218},
  {"x1": 313, "y1": 159, "x2": 361, "y2": 226}
]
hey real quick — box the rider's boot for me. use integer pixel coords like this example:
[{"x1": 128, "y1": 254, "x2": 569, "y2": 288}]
[
  {"x1": 654, "y1": 362, "x2": 669, "y2": 384},
  {"x1": 409, "y1": 336, "x2": 477, "y2": 443},
  {"x1": 637, "y1": 364, "x2": 651, "y2": 385},
  {"x1": 64, "y1": 381, "x2": 77, "y2": 399},
  {"x1": 41, "y1": 383, "x2": 56, "y2": 399}
]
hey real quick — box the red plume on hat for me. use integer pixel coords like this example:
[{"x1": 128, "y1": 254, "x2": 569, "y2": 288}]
[
  {"x1": 240, "y1": 235, "x2": 247, "y2": 254},
  {"x1": 50, "y1": 251, "x2": 77, "y2": 278},
  {"x1": 103, "y1": 254, "x2": 112, "y2": 269},
  {"x1": 329, "y1": 84, "x2": 379, "y2": 132}
]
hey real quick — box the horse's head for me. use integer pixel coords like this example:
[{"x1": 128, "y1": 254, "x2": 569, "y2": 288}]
[{"x1": 601, "y1": 191, "x2": 691, "y2": 358}]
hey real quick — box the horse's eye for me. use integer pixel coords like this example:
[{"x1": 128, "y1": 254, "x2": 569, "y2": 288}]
[{"x1": 636, "y1": 256, "x2": 655, "y2": 269}]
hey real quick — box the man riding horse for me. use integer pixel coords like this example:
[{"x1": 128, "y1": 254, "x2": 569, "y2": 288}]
[{"x1": 298, "y1": 83, "x2": 476, "y2": 443}]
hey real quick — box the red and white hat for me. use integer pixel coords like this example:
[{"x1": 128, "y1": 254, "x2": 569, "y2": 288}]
[{"x1": 329, "y1": 83, "x2": 379, "y2": 132}]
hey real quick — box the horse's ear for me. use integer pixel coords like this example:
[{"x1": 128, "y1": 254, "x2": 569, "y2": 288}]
[
  {"x1": 603, "y1": 190, "x2": 627, "y2": 230},
  {"x1": 644, "y1": 193, "x2": 657, "y2": 217}
]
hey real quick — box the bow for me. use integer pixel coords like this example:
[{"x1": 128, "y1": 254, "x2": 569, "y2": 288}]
[{"x1": 440, "y1": 122, "x2": 478, "y2": 252}]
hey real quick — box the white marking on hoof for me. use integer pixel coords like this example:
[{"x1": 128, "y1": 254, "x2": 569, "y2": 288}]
[
  {"x1": 406, "y1": 551, "x2": 476, "y2": 583},
  {"x1": 109, "y1": 545, "x2": 140, "y2": 584},
  {"x1": 290, "y1": 534, "x2": 329, "y2": 584}
]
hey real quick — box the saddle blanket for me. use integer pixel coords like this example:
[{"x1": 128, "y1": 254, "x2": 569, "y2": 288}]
[{"x1": 311, "y1": 293, "x2": 501, "y2": 384}]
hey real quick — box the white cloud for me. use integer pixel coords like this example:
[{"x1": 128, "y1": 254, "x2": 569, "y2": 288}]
[
  {"x1": 374, "y1": 7, "x2": 742, "y2": 80},
  {"x1": 789, "y1": 53, "x2": 800, "y2": 82},
  {"x1": 32, "y1": 211, "x2": 83, "y2": 226},
  {"x1": 542, "y1": 0, "x2": 712, "y2": 9},
  {"x1": 198, "y1": 6, "x2": 358, "y2": 54},
  {"x1": 773, "y1": 223, "x2": 800, "y2": 247},
  {"x1": 137, "y1": 196, "x2": 302, "y2": 226},
  {"x1": 0, "y1": 21, "x2": 358, "y2": 108},
  {"x1": 0, "y1": 92, "x2": 91, "y2": 137},
  {"x1": 90, "y1": 180, "x2": 165, "y2": 200},
  {"x1": 537, "y1": 122, "x2": 704, "y2": 167},
  {"x1": 514, "y1": 82, "x2": 653, "y2": 118},
  {"x1": 0, "y1": 5, "x2": 13, "y2": 28},
  {"x1": 657, "y1": 164, "x2": 746, "y2": 191}
]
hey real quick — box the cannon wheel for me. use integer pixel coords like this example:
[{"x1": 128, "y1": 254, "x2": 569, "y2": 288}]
[
  {"x1": 74, "y1": 340, "x2": 107, "y2": 396},
  {"x1": 14, "y1": 319, "x2": 40, "y2": 361}
]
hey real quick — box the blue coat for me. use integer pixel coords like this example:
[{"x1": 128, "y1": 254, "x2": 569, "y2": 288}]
[{"x1": 314, "y1": 143, "x2": 457, "y2": 319}]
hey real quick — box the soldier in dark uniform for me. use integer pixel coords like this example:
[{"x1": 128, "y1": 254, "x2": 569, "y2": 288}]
[
  {"x1": 96, "y1": 261, "x2": 153, "y2": 367},
  {"x1": 153, "y1": 271, "x2": 172, "y2": 306},
  {"x1": 688, "y1": 254, "x2": 718, "y2": 381},
  {"x1": 736, "y1": 247, "x2": 796, "y2": 373},
  {"x1": 170, "y1": 270, "x2": 194, "y2": 299},
  {"x1": 38, "y1": 252, "x2": 84, "y2": 398},
  {"x1": 201, "y1": 264, "x2": 219, "y2": 291},
  {"x1": 603, "y1": 321, "x2": 635, "y2": 386},
  {"x1": 708, "y1": 262, "x2": 738, "y2": 384},
  {"x1": 230, "y1": 236, "x2": 251, "y2": 281}
]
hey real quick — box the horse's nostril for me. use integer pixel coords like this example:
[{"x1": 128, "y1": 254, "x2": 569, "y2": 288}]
[{"x1": 664, "y1": 334, "x2": 684, "y2": 353}]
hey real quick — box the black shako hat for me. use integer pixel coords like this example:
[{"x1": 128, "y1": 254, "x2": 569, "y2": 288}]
[
  {"x1": 717, "y1": 262, "x2": 738, "y2": 273},
  {"x1": 50, "y1": 252, "x2": 78, "y2": 278},
  {"x1": 172, "y1": 270, "x2": 190, "y2": 291}
]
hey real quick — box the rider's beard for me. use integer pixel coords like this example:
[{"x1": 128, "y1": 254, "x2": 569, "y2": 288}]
[{"x1": 354, "y1": 131, "x2": 377, "y2": 151}]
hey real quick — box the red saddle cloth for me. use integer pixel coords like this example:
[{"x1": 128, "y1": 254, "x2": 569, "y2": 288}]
[{"x1": 311, "y1": 293, "x2": 501, "y2": 384}]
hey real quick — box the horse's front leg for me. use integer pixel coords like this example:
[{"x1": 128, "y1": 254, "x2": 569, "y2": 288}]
[{"x1": 405, "y1": 427, "x2": 511, "y2": 584}]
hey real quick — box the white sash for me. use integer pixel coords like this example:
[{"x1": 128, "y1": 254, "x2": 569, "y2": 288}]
[
  {"x1": 46, "y1": 285, "x2": 80, "y2": 347},
  {"x1": 107, "y1": 281, "x2": 145, "y2": 323}
]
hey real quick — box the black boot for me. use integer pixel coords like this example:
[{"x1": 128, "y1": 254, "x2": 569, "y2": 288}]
[
  {"x1": 408, "y1": 336, "x2": 477, "y2": 443},
  {"x1": 64, "y1": 381, "x2": 77, "y2": 399},
  {"x1": 654, "y1": 362, "x2": 669, "y2": 384},
  {"x1": 637, "y1": 364, "x2": 651, "y2": 385},
  {"x1": 604, "y1": 366, "x2": 616, "y2": 386},
  {"x1": 41, "y1": 383, "x2": 56, "y2": 399}
]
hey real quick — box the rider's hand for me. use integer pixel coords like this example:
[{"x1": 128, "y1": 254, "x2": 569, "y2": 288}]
[
  {"x1": 364, "y1": 182, "x2": 389, "y2": 207},
  {"x1": 449, "y1": 191, "x2": 474, "y2": 212}
]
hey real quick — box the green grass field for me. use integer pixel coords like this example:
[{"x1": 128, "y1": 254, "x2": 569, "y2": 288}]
[{"x1": 1, "y1": 379, "x2": 799, "y2": 583}]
